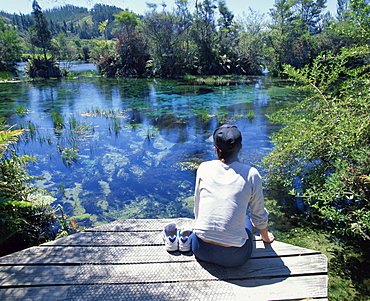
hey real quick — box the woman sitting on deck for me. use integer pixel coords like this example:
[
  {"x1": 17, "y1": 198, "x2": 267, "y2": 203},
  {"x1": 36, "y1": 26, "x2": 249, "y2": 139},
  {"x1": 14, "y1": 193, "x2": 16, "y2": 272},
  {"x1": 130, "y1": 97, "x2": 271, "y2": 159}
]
[{"x1": 191, "y1": 124, "x2": 275, "y2": 268}]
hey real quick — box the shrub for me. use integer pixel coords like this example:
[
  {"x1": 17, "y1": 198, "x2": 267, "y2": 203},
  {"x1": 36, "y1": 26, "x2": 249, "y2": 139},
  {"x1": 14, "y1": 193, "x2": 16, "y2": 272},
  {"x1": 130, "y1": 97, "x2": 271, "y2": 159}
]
[
  {"x1": 0, "y1": 126, "x2": 75, "y2": 256},
  {"x1": 263, "y1": 45, "x2": 370, "y2": 240}
]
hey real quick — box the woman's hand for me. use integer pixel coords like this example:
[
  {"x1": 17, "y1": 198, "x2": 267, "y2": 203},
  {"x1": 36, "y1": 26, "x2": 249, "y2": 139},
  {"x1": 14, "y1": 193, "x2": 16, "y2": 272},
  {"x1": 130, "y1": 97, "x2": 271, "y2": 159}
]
[{"x1": 259, "y1": 227, "x2": 275, "y2": 243}]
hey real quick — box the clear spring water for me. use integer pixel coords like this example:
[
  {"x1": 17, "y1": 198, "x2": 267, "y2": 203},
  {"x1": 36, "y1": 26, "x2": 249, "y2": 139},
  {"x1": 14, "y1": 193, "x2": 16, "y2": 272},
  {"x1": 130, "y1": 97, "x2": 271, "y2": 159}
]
[{"x1": 2, "y1": 75, "x2": 302, "y2": 227}]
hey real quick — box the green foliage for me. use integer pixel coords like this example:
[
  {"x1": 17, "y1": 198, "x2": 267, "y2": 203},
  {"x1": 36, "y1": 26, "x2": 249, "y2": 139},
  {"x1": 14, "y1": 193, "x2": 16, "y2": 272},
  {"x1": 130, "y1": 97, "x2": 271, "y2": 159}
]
[
  {"x1": 0, "y1": 127, "x2": 24, "y2": 159},
  {"x1": 0, "y1": 126, "x2": 49, "y2": 255},
  {"x1": 14, "y1": 105, "x2": 30, "y2": 116},
  {"x1": 51, "y1": 33, "x2": 78, "y2": 64},
  {"x1": 114, "y1": 10, "x2": 139, "y2": 28},
  {"x1": 333, "y1": 0, "x2": 370, "y2": 44},
  {"x1": 90, "y1": 3, "x2": 123, "y2": 39},
  {"x1": 0, "y1": 125, "x2": 76, "y2": 256},
  {"x1": 0, "y1": 17, "x2": 22, "y2": 72},
  {"x1": 0, "y1": 198, "x2": 54, "y2": 256},
  {"x1": 1, "y1": 0, "x2": 367, "y2": 78},
  {"x1": 89, "y1": 39, "x2": 115, "y2": 62},
  {"x1": 94, "y1": 10, "x2": 148, "y2": 77},
  {"x1": 141, "y1": 8, "x2": 185, "y2": 77},
  {"x1": 26, "y1": 57, "x2": 62, "y2": 78},
  {"x1": 267, "y1": 0, "x2": 328, "y2": 72},
  {"x1": 51, "y1": 110, "x2": 64, "y2": 131},
  {"x1": 266, "y1": 196, "x2": 370, "y2": 300},
  {"x1": 0, "y1": 126, "x2": 41, "y2": 202},
  {"x1": 0, "y1": 152, "x2": 38, "y2": 201},
  {"x1": 263, "y1": 44, "x2": 370, "y2": 240},
  {"x1": 29, "y1": 0, "x2": 52, "y2": 61},
  {"x1": 26, "y1": 1, "x2": 63, "y2": 78}
]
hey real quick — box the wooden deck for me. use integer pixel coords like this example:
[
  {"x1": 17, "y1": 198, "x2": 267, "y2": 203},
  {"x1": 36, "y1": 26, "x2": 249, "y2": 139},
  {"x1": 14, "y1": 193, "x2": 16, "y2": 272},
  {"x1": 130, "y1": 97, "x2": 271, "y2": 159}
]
[{"x1": 0, "y1": 218, "x2": 328, "y2": 300}]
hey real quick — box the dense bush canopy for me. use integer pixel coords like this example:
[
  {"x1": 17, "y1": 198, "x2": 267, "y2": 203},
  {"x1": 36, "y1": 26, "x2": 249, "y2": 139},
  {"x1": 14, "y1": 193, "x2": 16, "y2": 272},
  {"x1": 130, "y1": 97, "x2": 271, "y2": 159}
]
[
  {"x1": 263, "y1": 1, "x2": 370, "y2": 240},
  {"x1": 0, "y1": 0, "x2": 363, "y2": 77}
]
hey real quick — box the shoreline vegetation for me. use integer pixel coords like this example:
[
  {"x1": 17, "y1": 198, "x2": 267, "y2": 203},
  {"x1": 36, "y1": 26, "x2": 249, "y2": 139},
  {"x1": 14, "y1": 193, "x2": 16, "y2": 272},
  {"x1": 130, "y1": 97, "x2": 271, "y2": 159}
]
[
  {"x1": 0, "y1": 0, "x2": 369, "y2": 299},
  {"x1": 1, "y1": 71, "x2": 369, "y2": 300}
]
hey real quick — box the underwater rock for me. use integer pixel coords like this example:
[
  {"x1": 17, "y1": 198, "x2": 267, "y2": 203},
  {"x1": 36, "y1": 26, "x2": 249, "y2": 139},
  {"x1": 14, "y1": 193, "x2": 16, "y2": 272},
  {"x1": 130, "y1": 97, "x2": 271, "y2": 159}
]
[
  {"x1": 129, "y1": 164, "x2": 146, "y2": 178},
  {"x1": 116, "y1": 169, "x2": 129, "y2": 180},
  {"x1": 99, "y1": 180, "x2": 111, "y2": 196},
  {"x1": 101, "y1": 152, "x2": 130, "y2": 176},
  {"x1": 152, "y1": 136, "x2": 175, "y2": 150},
  {"x1": 41, "y1": 170, "x2": 53, "y2": 182},
  {"x1": 62, "y1": 183, "x2": 86, "y2": 216},
  {"x1": 178, "y1": 161, "x2": 199, "y2": 171},
  {"x1": 181, "y1": 196, "x2": 195, "y2": 217},
  {"x1": 97, "y1": 198, "x2": 109, "y2": 211},
  {"x1": 143, "y1": 149, "x2": 172, "y2": 167},
  {"x1": 27, "y1": 193, "x2": 56, "y2": 205}
]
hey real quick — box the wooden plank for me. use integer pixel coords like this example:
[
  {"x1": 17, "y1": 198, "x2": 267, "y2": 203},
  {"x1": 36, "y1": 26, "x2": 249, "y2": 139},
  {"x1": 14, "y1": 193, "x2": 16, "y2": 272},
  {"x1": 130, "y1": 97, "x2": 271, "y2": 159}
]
[
  {"x1": 41, "y1": 231, "x2": 164, "y2": 246},
  {"x1": 85, "y1": 218, "x2": 194, "y2": 232},
  {"x1": 41, "y1": 230, "x2": 320, "y2": 257},
  {"x1": 0, "y1": 240, "x2": 320, "y2": 266},
  {"x1": 0, "y1": 275, "x2": 328, "y2": 301},
  {"x1": 0, "y1": 254, "x2": 326, "y2": 287},
  {"x1": 0, "y1": 218, "x2": 327, "y2": 300},
  {"x1": 0, "y1": 246, "x2": 194, "y2": 265},
  {"x1": 231, "y1": 275, "x2": 328, "y2": 300}
]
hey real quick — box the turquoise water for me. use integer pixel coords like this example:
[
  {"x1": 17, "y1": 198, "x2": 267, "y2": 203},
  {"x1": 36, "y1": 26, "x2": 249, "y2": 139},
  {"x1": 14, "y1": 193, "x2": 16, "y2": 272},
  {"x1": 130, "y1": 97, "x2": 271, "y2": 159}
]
[{"x1": 3, "y1": 76, "x2": 302, "y2": 227}]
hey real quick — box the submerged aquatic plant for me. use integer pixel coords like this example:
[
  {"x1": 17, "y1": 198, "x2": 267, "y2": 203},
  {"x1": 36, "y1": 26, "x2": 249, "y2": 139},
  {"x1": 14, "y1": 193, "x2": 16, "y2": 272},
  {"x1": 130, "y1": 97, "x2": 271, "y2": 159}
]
[
  {"x1": 15, "y1": 105, "x2": 30, "y2": 116},
  {"x1": 145, "y1": 126, "x2": 159, "y2": 141},
  {"x1": 215, "y1": 111, "x2": 228, "y2": 123},
  {"x1": 27, "y1": 122, "x2": 38, "y2": 138},
  {"x1": 51, "y1": 110, "x2": 64, "y2": 131},
  {"x1": 246, "y1": 111, "x2": 255, "y2": 121},
  {"x1": 112, "y1": 117, "x2": 121, "y2": 134},
  {"x1": 68, "y1": 117, "x2": 93, "y2": 134},
  {"x1": 17, "y1": 122, "x2": 38, "y2": 141},
  {"x1": 188, "y1": 75, "x2": 247, "y2": 86},
  {"x1": 126, "y1": 123, "x2": 142, "y2": 130},
  {"x1": 69, "y1": 116, "x2": 77, "y2": 130},
  {"x1": 82, "y1": 108, "x2": 128, "y2": 119},
  {"x1": 58, "y1": 146, "x2": 78, "y2": 166}
]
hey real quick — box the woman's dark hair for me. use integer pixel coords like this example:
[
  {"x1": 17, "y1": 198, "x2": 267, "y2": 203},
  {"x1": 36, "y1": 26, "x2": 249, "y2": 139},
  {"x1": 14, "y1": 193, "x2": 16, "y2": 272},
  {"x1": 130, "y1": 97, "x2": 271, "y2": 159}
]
[{"x1": 215, "y1": 144, "x2": 241, "y2": 164}]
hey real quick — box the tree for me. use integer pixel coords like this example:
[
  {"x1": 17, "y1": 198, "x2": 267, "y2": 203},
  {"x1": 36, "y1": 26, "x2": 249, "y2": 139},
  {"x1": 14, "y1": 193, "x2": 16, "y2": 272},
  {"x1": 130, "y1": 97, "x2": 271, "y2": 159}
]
[
  {"x1": 263, "y1": 0, "x2": 370, "y2": 241},
  {"x1": 335, "y1": 0, "x2": 370, "y2": 44},
  {"x1": 51, "y1": 33, "x2": 77, "y2": 67},
  {"x1": 173, "y1": 0, "x2": 194, "y2": 73},
  {"x1": 337, "y1": 0, "x2": 350, "y2": 20},
  {"x1": 0, "y1": 17, "x2": 22, "y2": 72},
  {"x1": 114, "y1": 10, "x2": 139, "y2": 37},
  {"x1": 295, "y1": 0, "x2": 327, "y2": 35},
  {"x1": 91, "y1": 4, "x2": 122, "y2": 39},
  {"x1": 191, "y1": 0, "x2": 219, "y2": 74},
  {"x1": 28, "y1": 0, "x2": 52, "y2": 61},
  {"x1": 236, "y1": 8, "x2": 269, "y2": 74},
  {"x1": 268, "y1": 0, "x2": 299, "y2": 71},
  {"x1": 141, "y1": 6, "x2": 187, "y2": 77},
  {"x1": 268, "y1": 0, "x2": 327, "y2": 71},
  {"x1": 216, "y1": 0, "x2": 244, "y2": 74},
  {"x1": 97, "y1": 10, "x2": 149, "y2": 77},
  {"x1": 98, "y1": 19, "x2": 109, "y2": 55}
]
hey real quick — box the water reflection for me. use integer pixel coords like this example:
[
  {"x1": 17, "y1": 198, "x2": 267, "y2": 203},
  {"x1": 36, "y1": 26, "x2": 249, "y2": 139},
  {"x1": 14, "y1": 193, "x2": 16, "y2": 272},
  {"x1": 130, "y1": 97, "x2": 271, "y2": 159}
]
[{"x1": 3, "y1": 77, "x2": 302, "y2": 227}]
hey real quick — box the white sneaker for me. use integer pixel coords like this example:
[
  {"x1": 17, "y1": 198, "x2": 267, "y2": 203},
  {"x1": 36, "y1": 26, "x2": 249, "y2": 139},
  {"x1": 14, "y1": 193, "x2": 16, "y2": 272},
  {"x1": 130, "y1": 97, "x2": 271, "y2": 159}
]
[
  {"x1": 163, "y1": 223, "x2": 178, "y2": 252},
  {"x1": 178, "y1": 227, "x2": 193, "y2": 252}
]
